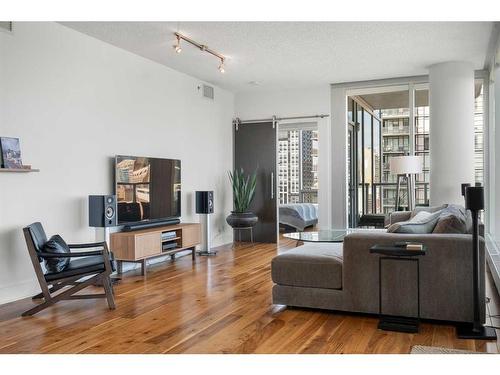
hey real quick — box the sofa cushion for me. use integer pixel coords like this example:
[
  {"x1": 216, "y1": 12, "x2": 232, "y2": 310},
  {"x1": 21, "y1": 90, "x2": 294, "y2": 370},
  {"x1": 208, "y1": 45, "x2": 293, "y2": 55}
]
[
  {"x1": 271, "y1": 243, "x2": 343, "y2": 289},
  {"x1": 44, "y1": 255, "x2": 105, "y2": 281},
  {"x1": 387, "y1": 210, "x2": 442, "y2": 234}
]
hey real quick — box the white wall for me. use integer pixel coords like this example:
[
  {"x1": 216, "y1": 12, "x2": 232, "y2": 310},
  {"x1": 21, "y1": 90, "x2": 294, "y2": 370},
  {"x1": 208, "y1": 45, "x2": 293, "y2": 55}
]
[
  {"x1": 234, "y1": 87, "x2": 332, "y2": 228},
  {"x1": 0, "y1": 22, "x2": 234, "y2": 304}
]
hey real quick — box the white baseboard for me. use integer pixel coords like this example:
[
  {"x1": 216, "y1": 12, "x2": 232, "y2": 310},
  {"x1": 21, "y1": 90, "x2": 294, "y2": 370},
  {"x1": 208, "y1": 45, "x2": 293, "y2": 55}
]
[{"x1": 0, "y1": 279, "x2": 40, "y2": 306}]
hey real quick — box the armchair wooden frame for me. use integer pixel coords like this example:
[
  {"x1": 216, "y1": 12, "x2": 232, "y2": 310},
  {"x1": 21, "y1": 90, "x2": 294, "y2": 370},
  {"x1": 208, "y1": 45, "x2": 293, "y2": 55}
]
[{"x1": 22, "y1": 227, "x2": 116, "y2": 317}]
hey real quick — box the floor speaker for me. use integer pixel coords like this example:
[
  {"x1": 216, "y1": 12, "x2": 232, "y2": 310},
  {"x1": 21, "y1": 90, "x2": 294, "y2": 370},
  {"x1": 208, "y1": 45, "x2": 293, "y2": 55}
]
[
  {"x1": 196, "y1": 191, "x2": 214, "y2": 214},
  {"x1": 89, "y1": 195, "x2": 117, "y2": 227},
  {"x1": 457, "y1": 184, "x2": 497, "y2": 340},
  {"x1": 196, "y1": 191, "x2": 216, "y2": 256}
]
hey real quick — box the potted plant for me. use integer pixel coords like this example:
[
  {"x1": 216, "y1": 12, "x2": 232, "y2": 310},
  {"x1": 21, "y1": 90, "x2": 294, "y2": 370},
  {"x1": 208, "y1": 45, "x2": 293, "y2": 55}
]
[{"x1": 226, "y1": 168, "x2": 259, "y2": 228}]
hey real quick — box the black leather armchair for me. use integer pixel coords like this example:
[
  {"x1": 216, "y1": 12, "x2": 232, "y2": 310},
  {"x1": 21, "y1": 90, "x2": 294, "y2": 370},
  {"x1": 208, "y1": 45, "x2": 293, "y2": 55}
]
[{"x1": 22, "y1": 222, "x2": 116, "y2": 316}]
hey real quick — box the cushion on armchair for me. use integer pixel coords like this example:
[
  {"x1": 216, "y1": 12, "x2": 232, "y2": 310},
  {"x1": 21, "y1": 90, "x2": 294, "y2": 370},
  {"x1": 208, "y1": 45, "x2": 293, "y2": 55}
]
[{"x1": 42, "y1": 235, "x2": 71, "y2": 273}]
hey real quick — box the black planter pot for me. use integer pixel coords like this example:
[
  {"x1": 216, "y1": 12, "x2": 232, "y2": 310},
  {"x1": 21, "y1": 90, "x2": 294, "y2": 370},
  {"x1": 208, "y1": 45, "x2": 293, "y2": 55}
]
[{"x1": 226, "y1": 211, "x2": 258, "y2": 228}]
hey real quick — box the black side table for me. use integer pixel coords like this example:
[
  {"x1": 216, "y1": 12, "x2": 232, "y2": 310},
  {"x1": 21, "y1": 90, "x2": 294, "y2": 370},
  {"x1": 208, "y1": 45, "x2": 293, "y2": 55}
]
[{"x1": 369, "y1": 243, "x2": 427, "y2": 333}]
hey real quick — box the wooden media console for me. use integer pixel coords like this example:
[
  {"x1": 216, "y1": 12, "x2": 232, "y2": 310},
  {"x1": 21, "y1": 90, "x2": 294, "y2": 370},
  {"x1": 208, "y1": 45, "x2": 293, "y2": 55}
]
[{"x1": 110, "y1": 222, "x2": 201, "y2": 277}]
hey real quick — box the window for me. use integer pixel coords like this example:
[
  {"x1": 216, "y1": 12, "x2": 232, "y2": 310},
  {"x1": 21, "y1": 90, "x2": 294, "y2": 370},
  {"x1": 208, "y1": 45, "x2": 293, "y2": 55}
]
[
  {"x1": 377, "y1": 90, "x2": 411, "y2": 213},
  {"x1": 474, "y1": 81, "x2": 484, "y2": 184},
  {"x1": 414, "y1": 88, "x2": 430, "y2": 206},
  {"x1": 278, "y1": 127, "x2": 318, "y2": 204}
]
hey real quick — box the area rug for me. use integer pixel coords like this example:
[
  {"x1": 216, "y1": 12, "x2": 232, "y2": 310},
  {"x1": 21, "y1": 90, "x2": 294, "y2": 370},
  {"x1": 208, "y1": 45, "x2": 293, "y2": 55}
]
[{"x1": 410, "y1": 345, "x2": 480, "y2": 354}]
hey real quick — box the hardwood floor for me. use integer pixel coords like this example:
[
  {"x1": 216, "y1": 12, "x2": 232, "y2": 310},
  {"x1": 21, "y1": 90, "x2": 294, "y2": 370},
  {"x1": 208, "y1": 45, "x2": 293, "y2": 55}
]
[{"x1": 0, "y1": 236, "x2": 499, "y2": 354}]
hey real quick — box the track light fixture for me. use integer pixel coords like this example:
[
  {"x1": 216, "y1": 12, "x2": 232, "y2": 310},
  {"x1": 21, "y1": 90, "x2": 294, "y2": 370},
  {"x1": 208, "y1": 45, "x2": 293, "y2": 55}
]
[{"x1": 173, "y1": 32, "x2": 227, "y2": 73}]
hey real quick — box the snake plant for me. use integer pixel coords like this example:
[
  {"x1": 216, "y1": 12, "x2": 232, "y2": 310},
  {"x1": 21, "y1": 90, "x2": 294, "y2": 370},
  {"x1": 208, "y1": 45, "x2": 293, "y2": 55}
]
[{"x1": 228, "y1": 168, "x2": 257, "y2": 213}]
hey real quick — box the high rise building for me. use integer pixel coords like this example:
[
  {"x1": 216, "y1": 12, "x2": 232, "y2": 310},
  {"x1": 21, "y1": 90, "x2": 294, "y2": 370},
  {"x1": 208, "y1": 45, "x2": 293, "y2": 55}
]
[{"x1": 278, "y1": 129, "x2": 318, "y2": 204}]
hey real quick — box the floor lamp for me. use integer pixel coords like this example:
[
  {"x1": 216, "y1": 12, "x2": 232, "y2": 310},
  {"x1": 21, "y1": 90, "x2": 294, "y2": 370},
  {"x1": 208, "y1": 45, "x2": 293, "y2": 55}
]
[
  {"x1": 457, "y1": 183, "x2": 497, "y2": 339},
  {"x1": 389, "y1": 155, "x2": 423, "y2": 211}
]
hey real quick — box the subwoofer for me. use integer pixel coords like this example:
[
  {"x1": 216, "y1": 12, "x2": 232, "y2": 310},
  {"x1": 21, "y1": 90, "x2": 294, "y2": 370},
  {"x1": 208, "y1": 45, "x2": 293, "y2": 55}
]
[
  {"x1": 196, "y1": 191, "x2": 214, "y2": 214},
  {"x1": 89, "y1": 195, "x2": 117, "y2": 227}
]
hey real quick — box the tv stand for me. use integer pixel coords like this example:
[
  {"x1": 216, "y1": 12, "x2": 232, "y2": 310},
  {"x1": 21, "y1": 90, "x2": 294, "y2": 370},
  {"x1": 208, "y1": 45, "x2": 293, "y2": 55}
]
[{"x1": 110, "y1": 222, "x2": 201, "y2": 277}]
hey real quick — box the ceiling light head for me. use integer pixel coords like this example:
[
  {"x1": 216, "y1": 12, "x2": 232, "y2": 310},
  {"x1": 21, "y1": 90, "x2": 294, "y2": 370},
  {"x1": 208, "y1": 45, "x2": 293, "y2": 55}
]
[
  {"x1": 218, "y1": 59, "x2": 226, "y2": 74},
  {"x1": 173, "y1": 35, "x2": 182, "y2": 53}
]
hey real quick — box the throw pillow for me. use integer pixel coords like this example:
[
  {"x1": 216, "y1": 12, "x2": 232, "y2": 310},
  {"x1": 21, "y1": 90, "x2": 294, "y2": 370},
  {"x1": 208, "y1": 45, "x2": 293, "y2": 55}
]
[
  {"x1": 433, "y1": 214, "x2": 465, "y2": 234},
  {"x1": 387, "y1": 210, "x2": 442, "y2": 234},
  {"x1": 410, "y1": 204, "x2": 448, "y2": 219},
  {"x1": 433, "y1": 204, "x2": 471, "y2": 234},
  {"x1": 42, "y1": 234, "x2": 71, "y2": 273}
]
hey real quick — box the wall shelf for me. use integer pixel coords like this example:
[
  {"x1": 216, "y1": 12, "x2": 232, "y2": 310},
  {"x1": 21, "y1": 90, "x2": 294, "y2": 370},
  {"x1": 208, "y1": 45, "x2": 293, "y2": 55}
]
[{"x1": 0, "y1": 168, "x2": 39, "y2": 173}]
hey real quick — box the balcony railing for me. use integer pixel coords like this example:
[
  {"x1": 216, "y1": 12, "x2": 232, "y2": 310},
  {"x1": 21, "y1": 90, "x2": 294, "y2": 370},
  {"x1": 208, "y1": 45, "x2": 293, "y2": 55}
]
[
  {"x1": 382, "y1": 146, "x2": 409, "y2": 153},
  {"x1": 356, "y1": 182, "x2": 429, "y2": 214},
  {"x1": 382, "y1": 127, "x2": 410, "y2": 135}
]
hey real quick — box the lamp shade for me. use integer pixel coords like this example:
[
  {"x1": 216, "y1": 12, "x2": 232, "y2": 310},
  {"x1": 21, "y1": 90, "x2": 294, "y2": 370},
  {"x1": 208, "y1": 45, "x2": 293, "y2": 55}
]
[{"x1": 389, "y1": 155, "x2": 423, "y2": 174}]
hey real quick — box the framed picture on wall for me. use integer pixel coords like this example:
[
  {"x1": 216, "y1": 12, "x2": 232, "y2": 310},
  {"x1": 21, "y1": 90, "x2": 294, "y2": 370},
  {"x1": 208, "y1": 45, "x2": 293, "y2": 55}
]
[{"x1": 0, "y1": 137, "x2": 23, "y2": 169}]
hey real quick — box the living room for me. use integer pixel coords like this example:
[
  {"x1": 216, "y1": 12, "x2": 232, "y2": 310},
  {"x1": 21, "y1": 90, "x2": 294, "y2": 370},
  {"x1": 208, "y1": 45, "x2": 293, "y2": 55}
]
[{"x1": 1, "y1": 0, "x2": 500, "y2": 372}]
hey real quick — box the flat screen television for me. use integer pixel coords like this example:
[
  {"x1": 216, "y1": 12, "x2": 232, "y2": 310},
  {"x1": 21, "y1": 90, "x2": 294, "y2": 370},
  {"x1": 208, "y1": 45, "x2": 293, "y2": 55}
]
[{"x1": 115, "y1": 155, "x2": 181, "y2": 225}]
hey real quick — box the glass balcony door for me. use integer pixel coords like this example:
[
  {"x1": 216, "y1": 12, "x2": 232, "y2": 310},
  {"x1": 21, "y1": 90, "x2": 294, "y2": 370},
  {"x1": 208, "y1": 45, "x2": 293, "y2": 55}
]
[
  {"x1": 346, "y1": 80, "x2": 484, "y2": 227},
  {"x1": 348, "y1": 85, "x2": 425, "y2": 226},
  {"x1": 348, "y1": 122, "x2": 358, "y2": 227}
]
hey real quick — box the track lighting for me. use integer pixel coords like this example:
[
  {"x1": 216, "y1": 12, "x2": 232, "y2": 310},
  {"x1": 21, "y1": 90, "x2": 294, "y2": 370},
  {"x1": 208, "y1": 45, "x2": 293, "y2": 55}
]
[
  {"x1": 173, "y1": 35, "x2": 182, "y2": 53},
  {"x1": 173, "y1": 32, "x2": 227, "y2": 73}
]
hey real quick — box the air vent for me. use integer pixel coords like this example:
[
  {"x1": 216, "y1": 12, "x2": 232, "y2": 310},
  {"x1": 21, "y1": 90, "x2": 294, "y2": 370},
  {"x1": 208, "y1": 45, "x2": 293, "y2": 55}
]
[
  {"x1": 0, "y1": 22, "x2": 13, "y2": 33},
  {"x1": 202, "y1": 84, "x2": 215, "y2": 100}
]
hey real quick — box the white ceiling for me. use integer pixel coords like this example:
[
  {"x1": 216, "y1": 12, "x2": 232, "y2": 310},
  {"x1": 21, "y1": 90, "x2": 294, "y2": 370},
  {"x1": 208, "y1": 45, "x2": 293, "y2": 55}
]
[{"x1": 61, "y1": 22, "x2": 493, "y2": 93}]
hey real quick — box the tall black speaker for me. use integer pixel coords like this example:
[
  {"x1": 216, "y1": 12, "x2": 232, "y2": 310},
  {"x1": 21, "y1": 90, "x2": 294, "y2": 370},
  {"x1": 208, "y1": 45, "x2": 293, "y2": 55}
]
[
  {"x1": 89, "y1": 195, "x2": 117, "y2": 227},
  {"x1": 457, "y1": 184, "x2": 496, "y2": 340},
  {"x1": 465, "y1": 184, "x2": 484, "y2": 211},
  {"x1": 195, "y1": 191, "x2": 216, "y2": 256},
  {"x1": 196, "y1": 191, "x2": 214, "y2": 214}
]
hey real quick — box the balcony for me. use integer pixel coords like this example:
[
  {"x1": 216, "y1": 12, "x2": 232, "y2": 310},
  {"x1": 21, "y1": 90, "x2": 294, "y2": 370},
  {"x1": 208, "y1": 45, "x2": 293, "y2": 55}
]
[
  {"x1": 382, "y1": 128, "x2": 410, "y2": 136},
  {"x1": 382, "y1": 147, "x2": 409, "y2": 153}
]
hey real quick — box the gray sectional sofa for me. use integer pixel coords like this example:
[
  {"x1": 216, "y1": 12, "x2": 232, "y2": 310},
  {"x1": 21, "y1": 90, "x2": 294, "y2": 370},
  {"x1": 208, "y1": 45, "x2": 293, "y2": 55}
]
[{"x1": 272, "y1": 206, "x2": 485, "y2": 324}]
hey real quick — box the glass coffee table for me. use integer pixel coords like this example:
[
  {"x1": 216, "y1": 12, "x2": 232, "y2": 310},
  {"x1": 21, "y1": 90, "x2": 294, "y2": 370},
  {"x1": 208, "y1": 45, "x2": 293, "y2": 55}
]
[{"x1": 283, "y1": 229, "x2": 355, "y2": 247}]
